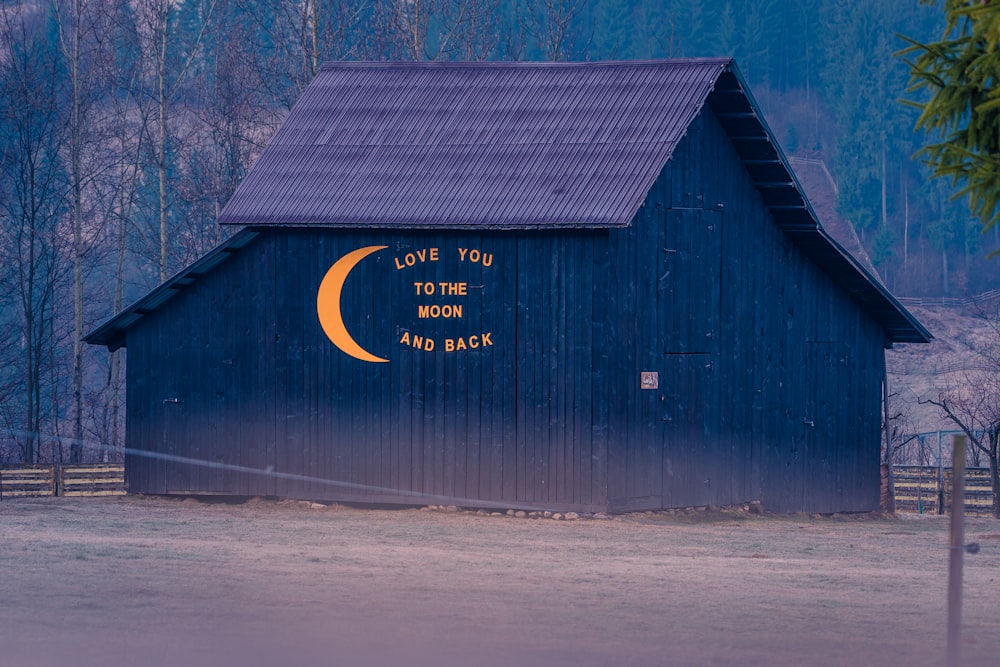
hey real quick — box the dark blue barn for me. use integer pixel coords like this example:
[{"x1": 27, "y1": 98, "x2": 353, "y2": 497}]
[{"x1": 87, "y1": 60, "x2": 930, "y2": 513}]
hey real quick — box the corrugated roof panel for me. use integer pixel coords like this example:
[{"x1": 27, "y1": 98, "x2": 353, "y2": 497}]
[{"x1": 218, "y1": 60, "x2": 729, "y2": 228}]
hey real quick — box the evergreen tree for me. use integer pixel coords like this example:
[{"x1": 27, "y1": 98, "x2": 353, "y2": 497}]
[
  {"x1": 899, "y1": 0, "x2": 1000, "y2": 231},
  {"x1": 591, "y1": 0, "x2": 633, "y2": 59},
  {"x1": 714, "y1": 3, "x2": 739, "y2": 60}
]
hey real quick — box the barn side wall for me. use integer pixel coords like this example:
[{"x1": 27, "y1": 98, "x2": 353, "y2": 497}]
[
  {"x1": 606, "y1": 109, "x2": 885, "y2": 513},
  {"x1": 125, "y1": 110, "x2": 886, "y2": 515},
  {"x1": 124, "y1": 228, "x2": 612, "y2": 511}
]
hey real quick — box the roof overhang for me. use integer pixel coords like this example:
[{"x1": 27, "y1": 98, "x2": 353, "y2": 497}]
[
  {"x1": 84, "y1": 229, "x2": 261, "y2": 351},
  {"x1": 706, "y1": 66, "x2": 931, "y2": 345}
]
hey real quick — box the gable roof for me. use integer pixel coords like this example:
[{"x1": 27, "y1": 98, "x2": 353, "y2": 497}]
[
  {"x1": 217, "y1": 59, "x2": 727, "y2": 229},
  {"x1": 88, "y1": 59, "x2": 931, "y2": 349}
]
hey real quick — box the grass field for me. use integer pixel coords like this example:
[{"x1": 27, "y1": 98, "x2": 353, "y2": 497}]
[{"x1": 1, "y1": 496, "x2": 998, "y2": 667}]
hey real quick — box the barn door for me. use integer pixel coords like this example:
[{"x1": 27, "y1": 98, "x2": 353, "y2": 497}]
[
  {"x1": 613, "y1": 208, "x2": 722, "y2": 511},
  {"x1": 659, "y1": 208, "x2": 721, "y2": 507},
  {"x1": 660, "y1": 354, "x2": 715, "y2": 507},
  {"x1": 800, "y1": 340, "x2": 847, "y2": 512}
]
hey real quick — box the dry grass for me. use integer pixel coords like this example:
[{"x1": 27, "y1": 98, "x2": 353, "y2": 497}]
[{"x1": 1, "y1": 495, "x2": 998, "y2": 667}]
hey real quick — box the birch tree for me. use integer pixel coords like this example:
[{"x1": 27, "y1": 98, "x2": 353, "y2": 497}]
[
  {"x1": 133, "y1": 0, "x2": 217, "y2": 283},
  {"x1": 0, "y1": 5, "x2": 71, "y2": 463},
  {"x1": 390, "y1": 0, "x2": 502, "y2": 61},
  {"x1": 53, "y1": 0, "x2": 118, "y2": 461}
]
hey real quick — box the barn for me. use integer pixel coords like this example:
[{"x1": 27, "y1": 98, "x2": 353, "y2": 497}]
[{"x1": 86, "y1": 59, "x2": 930, "y2": 513}]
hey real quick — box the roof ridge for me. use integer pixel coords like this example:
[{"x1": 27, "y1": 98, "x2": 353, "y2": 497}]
[{"x1": 318, "y1": 58, "x2": 732, "y2": 71}]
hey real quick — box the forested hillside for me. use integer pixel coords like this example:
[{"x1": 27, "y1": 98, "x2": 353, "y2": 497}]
[{"x1": 0, "y1": 0, "x2": 991, "y2": 463}]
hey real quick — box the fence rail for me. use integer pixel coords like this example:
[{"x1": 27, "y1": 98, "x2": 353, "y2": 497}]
[
  {"x1": 886, "y1": 359, "x2": 994, "y2": 376},
  {"x1": 60, "y1": 464, "x2": 127, "y2": 497},
  {"x1": 892, "y1": 465, "x2": 995, "y2": 516},
  {"x1": 0, "y1": 464, "x2": 124, "y2": 499},
  {"x1": 0, "y1": 466, "x2": 57, "y2": 498},
  {"x1": 945, "y1": 467, "x2": 994, "y2": 514},
  {"x1": 896, "y1": 289, "x2": 1000, "y2": 309}
]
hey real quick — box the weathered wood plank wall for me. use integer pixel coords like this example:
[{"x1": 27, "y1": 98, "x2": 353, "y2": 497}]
[
  {"x1": 604, "y1": 109, "x2": 884, "y2": 513},
  {"x1": 126, "y1": 228, "x2": 612, "y2": 510},
  {"x1": 123, "y1": 105, "x2": 887, "y2": 514}
]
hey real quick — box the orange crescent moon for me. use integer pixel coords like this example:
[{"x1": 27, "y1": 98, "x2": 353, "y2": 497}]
[{"x1": 317, "y1": 245, "x2": 389, "y2": 363}]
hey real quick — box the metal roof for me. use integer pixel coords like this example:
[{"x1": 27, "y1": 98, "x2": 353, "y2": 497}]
[
  {"x1": 88, "y1": 59, "x2": 930, "y2": 348},
  {"x1": 217, "y1": 59, "x2": 727, "y2": 229}
]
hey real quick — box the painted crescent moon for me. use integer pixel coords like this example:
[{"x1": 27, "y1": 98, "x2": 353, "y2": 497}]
[{"x1": 317, "y1": 245, "x2": 389, "y2": 363}]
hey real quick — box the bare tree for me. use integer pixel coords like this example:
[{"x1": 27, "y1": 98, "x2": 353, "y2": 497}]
[
  {"x1": 53, "y1": 0, "x2": 119, "y2": 462},
  {"x1": 923, "y1": 375, "x2": 1000, "y2": 518},
  {"x1": 132, "y1": 0, "x2": 217, "y2": 283},
  {"x1": 921, "y1": 302, "x2": 1000, "y2": 518},
  {"x1": 185, "y1": 3, "x2": 279, "y2": 238},
  {"x1": 529, "y1": 0, "x2": 585, "y2": 62},
  {"x1": 446, "y1": 0, "x2": 503, "y2": 61},
  {"x1": 884, "y1": 389, "x2": 922, "y2": 466},
  {"x1": 237, "y1": 0, "x2": 387, "y2": 108},
  {"x1": 89, "y1": 82, "x2": 148, "y2": 463},
  {"x1": 0, "y1": 4, "x2": 71, "y2": 463},
  {"x1": 390, "y1": 0, "x2": 502, "y2": 61},
  {"x1": 0, "y1": 255, "x2": 20, "y2": 463}
]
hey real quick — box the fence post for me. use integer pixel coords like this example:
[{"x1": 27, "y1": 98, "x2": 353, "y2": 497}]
[
  {"x1": 938, "y1": 431, "x2": 945, "y2": 515},
  {"x1": 946, "y1": 434, "x2": 966, "y2": 667}
]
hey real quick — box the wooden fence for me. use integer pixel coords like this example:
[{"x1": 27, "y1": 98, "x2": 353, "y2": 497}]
[
  {"x1": 59, "y1": 464, "x2": 127, "y2": 497},
  {"x1": 0, "y1": 466, "x2": 56, "y2": 498},
  {"x1": 896, "y1": 289, "x2": 1000, "y2": 308},
  {"x1": 2, "y1": 463, "x2": 990, "y2": 511},
  {"x1": 0, "y1": 464, "x2": 125, "y2": 499},
  {"x1": 892, "y1": 465, "x2": 995, "y2": 516}
]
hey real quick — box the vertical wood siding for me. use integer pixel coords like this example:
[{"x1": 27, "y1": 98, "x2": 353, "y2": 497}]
[
  {"x1": 124, "y1": 106, "x2": 886, "y2": 514},
  {"x1": 605, "y1": 109, "x2": 884, "y2": 513},
  {"x1": 126, "y1": 228, "x2": 611, "y2": 511}
]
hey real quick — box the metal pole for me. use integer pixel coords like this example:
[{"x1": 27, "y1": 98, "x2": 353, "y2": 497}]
[{"x1": 946, "y1": 434, "x2": 966, "y2": 667}]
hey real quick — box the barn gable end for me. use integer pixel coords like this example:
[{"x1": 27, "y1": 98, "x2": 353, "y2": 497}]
[
  {"x1": 87, "y1": 60, "x2": 929, "y2": 513},
  {"x1": 605, "y1": 106, "x2": 891, "y2": 512}
]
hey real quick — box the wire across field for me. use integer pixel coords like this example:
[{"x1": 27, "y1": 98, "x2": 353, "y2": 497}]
[{"x1": 1, "y1": 496, "x2": 998, "y2": 667}]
